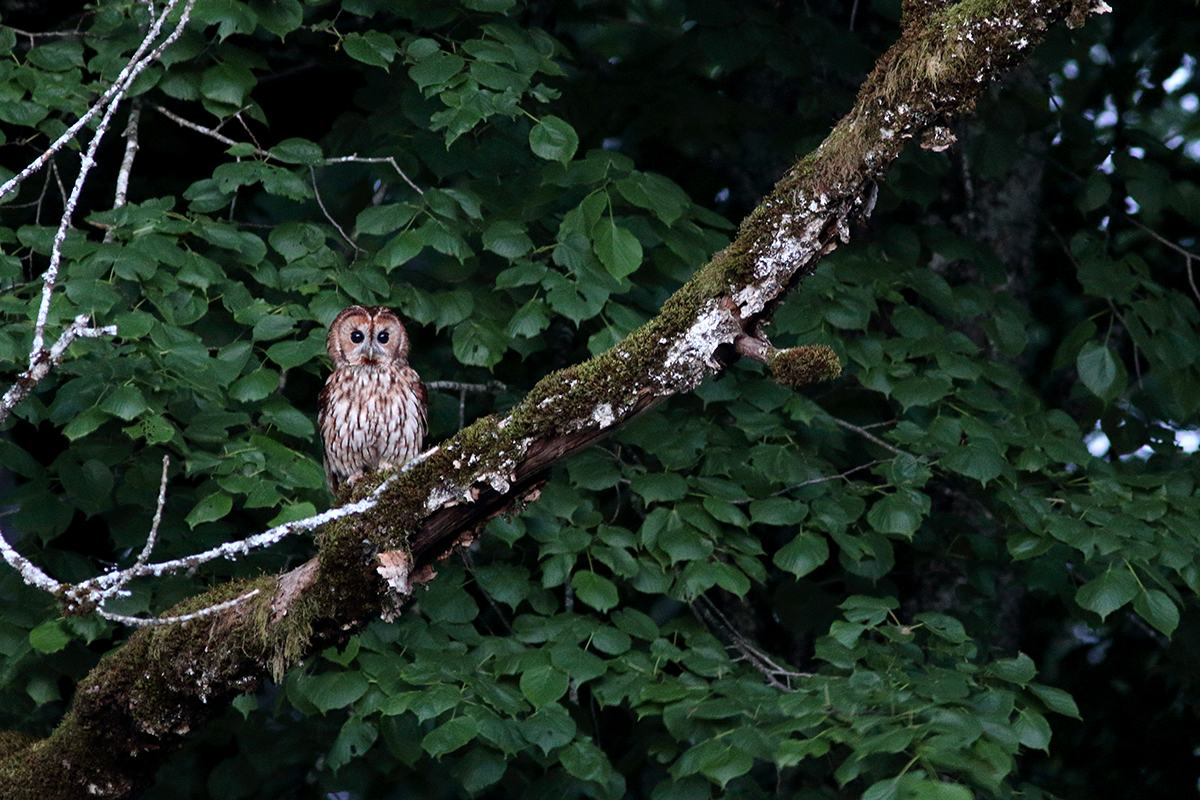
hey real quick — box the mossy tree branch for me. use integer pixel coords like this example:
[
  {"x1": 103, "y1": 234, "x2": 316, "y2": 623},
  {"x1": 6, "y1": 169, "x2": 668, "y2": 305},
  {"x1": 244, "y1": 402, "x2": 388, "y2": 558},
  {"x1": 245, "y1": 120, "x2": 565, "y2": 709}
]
[{"x1": 0, "y1": 1, "x2": 1105, "y2": 797}]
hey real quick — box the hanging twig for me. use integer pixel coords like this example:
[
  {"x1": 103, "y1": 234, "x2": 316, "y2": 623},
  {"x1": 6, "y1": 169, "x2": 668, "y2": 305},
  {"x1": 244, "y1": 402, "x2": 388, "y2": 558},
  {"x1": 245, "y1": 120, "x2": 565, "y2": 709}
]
[
  {"x1": 112, "y1": 100, "x2": 143, "y2": 212},
  {"x1": 309, "y1": 165, "x2": 364, "y2": 253},
  {"x1": 324, "y1": 155, "x2": 425, "y2": 195},
  {"x1": 1125, "y1": 215, "x2": 1200, "y2": 307}
]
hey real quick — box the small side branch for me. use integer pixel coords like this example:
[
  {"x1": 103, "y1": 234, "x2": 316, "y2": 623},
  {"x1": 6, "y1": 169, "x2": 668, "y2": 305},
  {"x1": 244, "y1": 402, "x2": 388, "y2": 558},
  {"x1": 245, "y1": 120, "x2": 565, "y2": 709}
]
[
  {"x1": 0, "y1": 315, "x2": 119, "y2": 427},
  {"x1": 427, "y1": 379, "x2": 508, "y2": 430},
  {"x1": 155, "y1": 106, "x2": 425, "y2": 195},
  {"x1": 691, "y1": 594, "x2": 813, "y2": 691},
  {"x1": 830, "y1": 416, "x2": 910, "y2": 457}
]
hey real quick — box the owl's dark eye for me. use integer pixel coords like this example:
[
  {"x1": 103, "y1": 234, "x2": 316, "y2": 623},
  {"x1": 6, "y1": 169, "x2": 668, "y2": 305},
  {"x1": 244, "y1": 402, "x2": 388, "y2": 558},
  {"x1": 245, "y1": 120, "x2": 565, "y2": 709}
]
[
  {"x1": 350, "y1": 330, "x2": 365, "y2": 344},
  {"x1": 377, "y1": 330, "x2": 390, "y2": 344}
]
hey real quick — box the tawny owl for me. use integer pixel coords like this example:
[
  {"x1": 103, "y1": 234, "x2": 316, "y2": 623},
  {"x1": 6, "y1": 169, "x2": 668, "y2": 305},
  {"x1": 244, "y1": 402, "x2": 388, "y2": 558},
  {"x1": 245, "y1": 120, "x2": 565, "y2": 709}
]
[{"x1": 318, "y1": 305, "x2": 427, "y2": 494}]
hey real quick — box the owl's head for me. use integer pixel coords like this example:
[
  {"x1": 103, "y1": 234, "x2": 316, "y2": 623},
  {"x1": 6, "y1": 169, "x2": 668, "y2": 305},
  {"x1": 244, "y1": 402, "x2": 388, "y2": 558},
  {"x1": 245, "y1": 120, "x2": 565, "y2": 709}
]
[{"x1": 327, "y1": 305, "x2": 410, "y2": 367}]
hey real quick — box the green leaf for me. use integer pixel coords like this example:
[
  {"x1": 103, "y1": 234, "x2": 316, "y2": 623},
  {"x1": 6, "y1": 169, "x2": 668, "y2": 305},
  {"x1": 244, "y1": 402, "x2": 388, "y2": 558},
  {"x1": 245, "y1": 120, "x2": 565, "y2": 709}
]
[
  {"x1": 1029, "y1": 683, "x2": 1081, "y2": 719},
  {"x1": 915, "y1": 612, "x2": 969, "y2": 643},
  {"x1": 327, "y1": 715, "x2": 378, "y2": 773},
  {"x1": 269, "y1": 137, "x2": 324, "y2": 164},
  {"x1": 571, "y1": 570, "x2": 619, "y2": 612},
  {"x1": 1077, "y1": 341, "x2": 1122, "y2": 400},
  {"x1": 422, "y1": 716, "x2": 477, "y2": 758},
  {"x1": 100, "y1": 386, "x2": 147, "y2": 421},
  {"x1": 521, "y1": 703, "x2": 576, "y2": 754},
  {"x1": 1133, "y1": 588, "x2": 1179, "y2": 636},
  {"x1": 1076, "y1": 567, "x2": 1138, "y2": 620},
  {"x1": 773, "y1": 532, "x2": 829, "y2": 578},
  {"x1": 266, "y1": 337, "x2": 323, "y2": 370},
  {"x1": 304, "y1": 671, "x2": 369, "y2": 713},
  {"x1": 463, "y1": 0, "x2": 516, "y2": 10},
  {"x1": 508, "y1": 298, "x2": 550, "y2": 338},
  {"x1": 410, "y1": 50, "x2": 465, "y2": 89},
  {"x1": 987, "y1": 652, "x2": 1036, "y2": 686},
  {"x1": 592, "y1": 220, "x2": 643, "y2": 279},
  {"x1": 749, "y1": 497, "x2": 807, "y2": 526},
  {"x1": 1077, "y1": 171, "x2": 1111, "y2": 213},
  {"x1": 343, "y1": 31, "x2": 399, "y2": 69},
  {"x1": 27, "y1": 41, "x2": 84, "y2": 71},
  {"x1": 529, "y1": 115, "x2": 578, "y2": 163},
  {"x1": 185, "y1": 493, "x2": 233, "y2": 528},
  {"x1": 483, "y1": 219, "x2": 534, "y2": 258},
  {"x1": 250, "y1": 0, "x2": 303, "y2": 38},
  {"x1": 454, "y1": 747, "x2": 507, "y2": 792},
  {"x1": 376, "y1": 230, "x2": 425, "y2": 269},
  {"x1": 675, "y1": 739, "x2": 753, "y2": 788},
  {"x1": 452, "y1": 319, "x2": 507, "y2": 369},
  {"x1": 1014, "y1": 708, "x2": 1052, "y2": 751},
  {"x1": 630, "y1": 473, "x2": 688, "y2": 502},
  {"x1": 866, "y1": 490, "x2": 927, "y2": 536},
  {"x1": 559, "y1": 739, "x2": 612, "y2": 784},
  {"x1": 63, "y1": 408, "x2": 108, "y2": 440},
  {"x1": 200, "y1": 61, "x2": 256, "y2": 107},
  {"x1": 357, "y1": 204, "x2": 416, "y2": 236},
  {"x1": 29, "y1": 620, "x2": 70, "y2": 654},
  {"x1": 518, "y1": 664, "x2": 569, "y2": 707}
]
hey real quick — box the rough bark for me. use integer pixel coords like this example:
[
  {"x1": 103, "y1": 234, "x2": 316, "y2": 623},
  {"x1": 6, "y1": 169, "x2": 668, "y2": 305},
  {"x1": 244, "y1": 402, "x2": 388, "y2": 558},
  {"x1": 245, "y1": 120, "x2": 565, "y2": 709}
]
[{"x1": 0, "y1": 1, "x2": 1106, "y2": 797}]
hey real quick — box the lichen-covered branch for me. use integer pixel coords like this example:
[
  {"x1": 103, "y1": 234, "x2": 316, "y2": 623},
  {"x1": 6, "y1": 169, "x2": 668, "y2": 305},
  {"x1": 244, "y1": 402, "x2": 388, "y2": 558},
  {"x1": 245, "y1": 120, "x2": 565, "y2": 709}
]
[{"x1": 0, "y1": 2, "x2": 1107, "y2": 797}]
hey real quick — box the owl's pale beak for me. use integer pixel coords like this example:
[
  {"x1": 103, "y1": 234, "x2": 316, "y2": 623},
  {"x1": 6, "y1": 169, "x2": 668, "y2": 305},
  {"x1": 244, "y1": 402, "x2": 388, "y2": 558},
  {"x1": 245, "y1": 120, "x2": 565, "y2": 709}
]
[{"x1": 361, "y1": 340, "x2": 386, "y2": 364}]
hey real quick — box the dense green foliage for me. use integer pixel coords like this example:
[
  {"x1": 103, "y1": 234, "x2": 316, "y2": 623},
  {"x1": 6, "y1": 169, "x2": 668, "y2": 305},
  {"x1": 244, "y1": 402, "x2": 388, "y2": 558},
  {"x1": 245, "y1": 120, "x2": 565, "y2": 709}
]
[{"x1": 1, "y1": 0, "x2": 1199, "y2": 797}]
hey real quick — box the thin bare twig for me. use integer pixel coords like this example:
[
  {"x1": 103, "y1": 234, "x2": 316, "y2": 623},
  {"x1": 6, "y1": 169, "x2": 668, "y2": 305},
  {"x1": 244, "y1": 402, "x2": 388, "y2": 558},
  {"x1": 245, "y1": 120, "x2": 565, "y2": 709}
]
[
  {"x1": 154, "y1": 108, "x2": 425, "y2": 196},
  {"x1": 153, "y1": 105, "x2": 269, "y2": 155},
  {"x1": 309, "y1": 165, "x2": 363, "y2": 253},
  {"x1": 692, "y1": 594, "x2": 813, "y2": 691},
  {"x1": 730, "y1": 459, "x2": 883, "y2": 505},
  {"x1": 98, "y1": 588, "x2": 262, "y2": 627},
  {"x1": 112, "y1": 100, "x2": 143, "y2": 211},
  {"x1": 0, "y1": 525, "x2": 62, "y2": 594},
  {"x1": 425, "y1": 380, "x2": 507, "y2": 393},
  {"x1": 70, "y1": 447, "x2": 438, "y2": 602},
  {"x1": 427, "y1": 380, "x2": 507, "y2": 430},
  {"x1": 14, "y1": 0, "x2": 196, "y2": 422},
  {"x1": 829, "y1": 416, "x2": 909, "y2": 456},
  {"x1": 135, "y1": 455, "x2": 170, "y2": 570},
  {"x1": 1126, "y1": 216, "x2": 1200, "y2": 307},
  {"x1": 324, "y1": 155, "x2": 425, "y2": 195}
]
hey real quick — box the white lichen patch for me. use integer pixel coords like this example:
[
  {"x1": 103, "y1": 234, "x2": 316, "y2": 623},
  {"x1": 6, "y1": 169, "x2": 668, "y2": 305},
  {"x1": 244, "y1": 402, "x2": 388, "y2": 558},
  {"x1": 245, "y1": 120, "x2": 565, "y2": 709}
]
[
  {"x1": 591, "y1": 403, "x2": 616, "y2": 428},
  {"x1": 734, "y1": 211, "x2": 827, "y2": 317},
  {"x1": 659, "y1": 300, "x2": 740, "y2": 391}
]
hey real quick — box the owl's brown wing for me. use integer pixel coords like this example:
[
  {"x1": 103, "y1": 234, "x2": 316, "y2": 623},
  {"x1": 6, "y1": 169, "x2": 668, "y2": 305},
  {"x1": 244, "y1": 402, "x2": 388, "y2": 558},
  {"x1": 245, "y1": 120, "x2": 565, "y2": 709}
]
[{"x1": 317, "y1": 377, "x2": 340, "y2": 493}]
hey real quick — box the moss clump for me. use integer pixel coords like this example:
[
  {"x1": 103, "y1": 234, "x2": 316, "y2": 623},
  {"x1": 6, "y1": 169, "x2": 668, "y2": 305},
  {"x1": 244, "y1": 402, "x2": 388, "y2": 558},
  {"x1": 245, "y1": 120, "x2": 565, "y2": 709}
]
[{"x1": 769, "y1": 345, "x2": 842, "y2": 390}]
